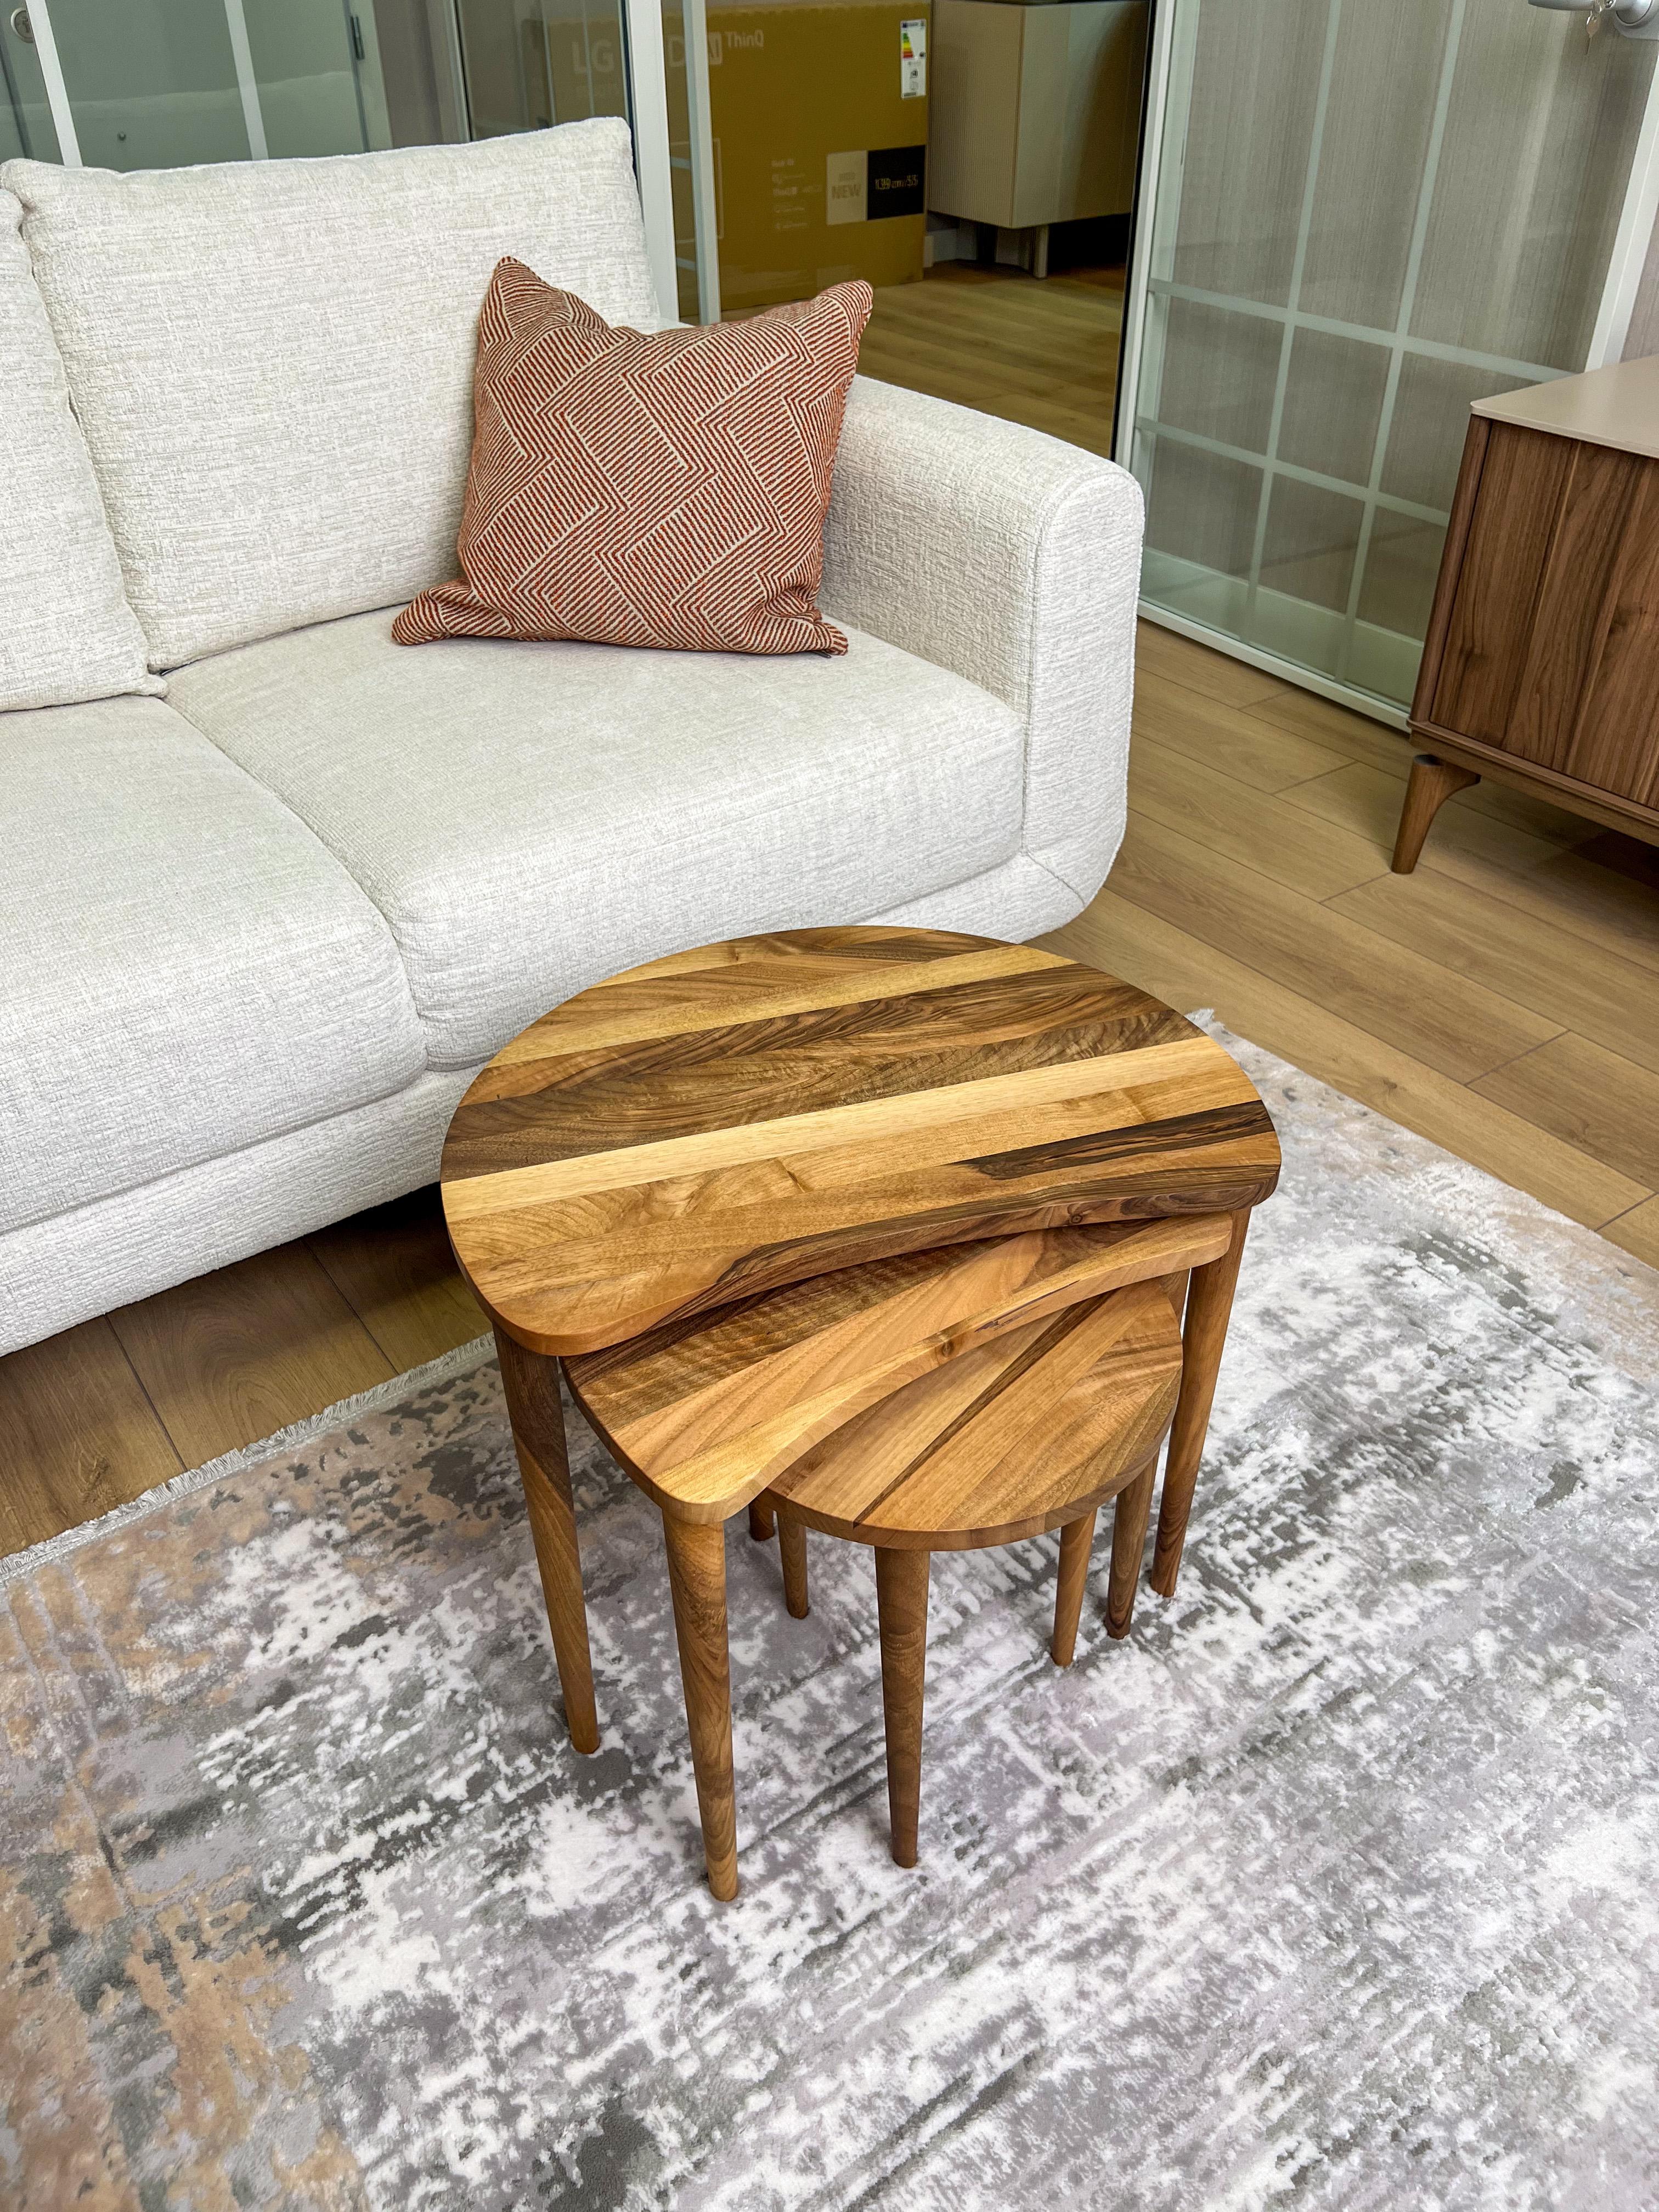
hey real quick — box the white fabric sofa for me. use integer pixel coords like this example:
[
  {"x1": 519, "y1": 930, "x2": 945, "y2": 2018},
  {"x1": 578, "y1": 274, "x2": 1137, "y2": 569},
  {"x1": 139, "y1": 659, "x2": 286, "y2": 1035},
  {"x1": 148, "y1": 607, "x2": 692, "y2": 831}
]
[{"x1": 0, "y1": 119, "x2": 1143, "y2": 1359}]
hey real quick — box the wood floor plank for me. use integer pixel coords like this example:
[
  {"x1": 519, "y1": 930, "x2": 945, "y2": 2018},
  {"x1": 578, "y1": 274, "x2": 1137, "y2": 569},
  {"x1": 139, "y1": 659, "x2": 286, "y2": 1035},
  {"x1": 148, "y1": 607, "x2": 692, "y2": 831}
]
[
  {"x1": 1039, "y1": 893, "x2": 1651, "y2": 1231},
  {"x1": 1329, "y1": 866, "x2": 1659, "y2": 1076},
  {"x1": 110, "y1": 1242, "x2": 396, "y2": 1471},
  {"x1": 1287, "y1": 761, "x2": 1572, "y2": 876},
  {"x1": 1602, "y1": 1196, "x2": 1659, "y2": 1268},
  {"x1": 1471, "y1": 1034, "x2": 1659, "y2": 1189},
  {"x1": 862, "y1": 265, "x2": 1120, "y2": 459},
  {"x1": 1134, "y1": 622, "x2": 1290, "y2": 708},
  {"x1": 1130, "y1": 740, "x2": 1390, "y2": 900},
  {"x1": 1108, "y1": 812, "x2": 1565, "y2": 1082},
  {"x1": 1239, "y1": 684, "x2": 1417, "y2": 776},
  {"x1": 1133, "y1": 670, "x2": 1351, "y2": 792},
  {"x1": 0, "y1": 1318, "x2": 183, "y2": 1558},
  {"x1": 1246, "y1": 687, "x2": 1594, "y2": 843},
  {"x1": 308, "y1": 1187, "x2": 485, "y2": 1375},
  {"x1": 862, "y1": 324, "x2": 1065, "y2": 392},
  {"x1": 868, "y1": 302, "x2": 1113, "y2": 372},
  {"x1": 1485, "y1": 845, "x2": 1659, "y2": 977}
]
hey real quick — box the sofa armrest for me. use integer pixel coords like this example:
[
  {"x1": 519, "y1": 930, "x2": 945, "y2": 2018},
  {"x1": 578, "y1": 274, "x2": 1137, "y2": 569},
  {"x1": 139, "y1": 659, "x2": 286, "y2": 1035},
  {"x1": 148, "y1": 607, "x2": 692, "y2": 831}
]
[{"x1": 821, "y1": 375, "x2": 1144, "y2": 908}]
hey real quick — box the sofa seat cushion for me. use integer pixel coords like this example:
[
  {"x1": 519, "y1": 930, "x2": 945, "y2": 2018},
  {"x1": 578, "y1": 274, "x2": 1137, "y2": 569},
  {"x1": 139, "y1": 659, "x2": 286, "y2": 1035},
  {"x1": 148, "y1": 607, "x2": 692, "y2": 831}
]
[
  {"x1": 0, "y1": 698, "x2": 427, "y2": 1235},
  {"x1": 166, "y1": 611, "x2": 1026, "y2": 1069},
  {"x1": 0, "y1": 189, "x2": 158, "y2": 713},
  {"x1": 2, "y1": 120, "x2": 658, "y2": 671}
]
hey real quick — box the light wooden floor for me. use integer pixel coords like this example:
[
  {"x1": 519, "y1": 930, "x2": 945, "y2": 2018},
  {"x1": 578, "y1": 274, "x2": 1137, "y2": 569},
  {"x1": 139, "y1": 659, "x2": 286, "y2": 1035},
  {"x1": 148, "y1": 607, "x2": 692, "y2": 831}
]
[
  {"x1": 861, "y1": 259, "x2": 1122, "y2": 454},
  {"x1": 5, "y1": 269, "x2": 1658, "y2": 1559}
]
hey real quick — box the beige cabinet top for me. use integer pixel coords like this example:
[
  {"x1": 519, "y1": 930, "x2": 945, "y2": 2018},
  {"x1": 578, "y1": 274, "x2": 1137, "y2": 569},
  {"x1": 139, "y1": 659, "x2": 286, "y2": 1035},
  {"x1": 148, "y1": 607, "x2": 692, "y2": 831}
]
[{"x1": 1473, "y1": 354, "x2": 1659, "y2": 462}]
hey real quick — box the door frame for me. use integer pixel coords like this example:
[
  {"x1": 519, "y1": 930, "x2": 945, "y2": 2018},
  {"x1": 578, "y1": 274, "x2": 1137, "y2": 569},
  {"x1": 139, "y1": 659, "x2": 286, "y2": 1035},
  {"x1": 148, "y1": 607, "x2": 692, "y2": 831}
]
[
  {"x1": 20, "y1": 0, "x2": 78, "y2": 163},
  {"x1": 1113, "y1": 0, "x2": 1659, "y2": 727},
  {"x1": 622, "y1": 0, "x2": 679, "y2": 312}
]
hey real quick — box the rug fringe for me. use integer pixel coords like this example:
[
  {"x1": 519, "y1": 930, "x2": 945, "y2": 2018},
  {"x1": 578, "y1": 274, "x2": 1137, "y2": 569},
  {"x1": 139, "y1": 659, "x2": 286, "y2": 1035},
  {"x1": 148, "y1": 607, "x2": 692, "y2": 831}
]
[{"x1": 0, "y1": 1333, "x2": 499, "y2": 1590}]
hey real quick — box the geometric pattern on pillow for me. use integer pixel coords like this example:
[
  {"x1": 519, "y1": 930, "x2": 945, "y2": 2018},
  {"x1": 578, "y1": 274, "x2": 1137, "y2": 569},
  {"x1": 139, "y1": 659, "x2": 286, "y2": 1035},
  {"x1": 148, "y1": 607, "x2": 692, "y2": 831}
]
[{"x1": 394, "y1": 261, "x2": 871, "y2": 657}]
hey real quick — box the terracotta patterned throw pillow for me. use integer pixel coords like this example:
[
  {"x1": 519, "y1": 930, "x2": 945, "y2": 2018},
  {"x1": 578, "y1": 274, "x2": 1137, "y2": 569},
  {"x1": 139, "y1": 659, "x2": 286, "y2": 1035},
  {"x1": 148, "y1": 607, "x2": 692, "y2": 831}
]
[{"x1": 394, "y1": 261, "x2": 872, "y2": 657}]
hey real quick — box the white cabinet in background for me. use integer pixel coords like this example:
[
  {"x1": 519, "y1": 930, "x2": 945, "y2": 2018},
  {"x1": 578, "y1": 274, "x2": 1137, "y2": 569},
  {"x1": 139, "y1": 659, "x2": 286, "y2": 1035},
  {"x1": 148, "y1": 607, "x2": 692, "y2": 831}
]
[{"x1": 928, "y1": 0, "x2": 1146, "y2": 261}]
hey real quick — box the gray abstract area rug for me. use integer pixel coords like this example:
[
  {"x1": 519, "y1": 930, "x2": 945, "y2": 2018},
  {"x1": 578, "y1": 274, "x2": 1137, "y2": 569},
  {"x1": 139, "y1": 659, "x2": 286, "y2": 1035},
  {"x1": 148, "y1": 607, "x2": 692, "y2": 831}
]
[{"x1": 4, "y1": 1030, "x2": 1659, "y2": 2212}]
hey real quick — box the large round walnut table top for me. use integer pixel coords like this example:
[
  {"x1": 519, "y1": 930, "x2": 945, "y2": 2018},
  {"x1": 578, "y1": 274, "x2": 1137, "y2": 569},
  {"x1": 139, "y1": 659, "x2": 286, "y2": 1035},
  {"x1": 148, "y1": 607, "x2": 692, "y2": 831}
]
[{"x1": 439, "y1": 925, "x2": 1281, "y2": 1357}]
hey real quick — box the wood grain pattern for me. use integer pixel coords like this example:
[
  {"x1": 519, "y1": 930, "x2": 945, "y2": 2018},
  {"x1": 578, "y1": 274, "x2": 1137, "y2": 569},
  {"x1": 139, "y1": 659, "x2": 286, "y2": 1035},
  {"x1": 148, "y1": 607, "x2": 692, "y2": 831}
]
[
  {"x1": 778, "y1": 1513, "x2": 809, "y2": 1620},
  {"x1": 1417, "y1": 415, "x2": 1659, "y2": 852},
  {"x1": 1410, "y1": 413, "x2": 1490, "y2": 729},
  {"x1": 1505, "y1": 441, "x2": 1644, "y2": 782},
  {"x1": 875, "y1": 1546, "x2": 930, "y2": 1867},
  {"x1": 1431, "y1": 423, "x2": 1577, "y2": 747},
  {"x1": 494, "y1": 1325, "x2": 599, "y2": 1755},
  {"x1": 662, "y1": 1516, "x2": 739, "y2": 1900},
  {"x1": 575, "y1": 1264, "x2": 1182, "y2": 1892},
  {"x1": 1131, "y1": 735, "x2": 1389, "y2": 900},
  {"x1": 1471, "y1": 1031, "x2": 1659, "y2": 1188},
  {"x1": 109, "y1": 1243, "x2": 396, "y2": 1470},
  {"x1": 1105, "y1": 814, "x2": 1563, "y2": 1081},
  {"x1": 308, "y1": 1189, "x2": 486, "y2": 1374},
  {"x1": 565, "y1": 1214, "x2": 1224, "y2": 1525},
  {"x1": 443, "y1": 928, "x2": 1279, "y2": 1356},
  {"x1": 1046, "y1": 887, "x2": 1651, "y2": 1232},
  {"x1": 1107, "y1": 1458, "x2": 1156, "y2": 1640},
  {"x1": 0, "y1": 1318, "x2": 182, "y2": 1557},
  {"x1": 1152, "y1": 1211, "x2": 1249, "y2": 1597},
  {"x1": 861, "y1": 262, "x2": 1123, "y2": 460},
  {"x1": 1332, "y1": 862, "x2": 1659, "y2": 1079},
  {"x1": 1050, "y1": 1509, "x2": 1097, "y2": 1667},
  {"x1": 1134, "y1": 670, "x2": 1349, "y2": 792},
  {"x1": 1391, "y1": 755, "x2": 1481, "y2": 875},
  {"x1": 1296, "y1": 758, "x2": 1572, "y2": 879},
  {"x1": 766, "y1": 1280, "x2": 1183, "y2": 1551},
  {"x1": 1559, "y1": 462, "x2": 1659, "y2": 811},
  {"x1": 1403, "y1": 723, "x2": 1659, "y2": 843}
]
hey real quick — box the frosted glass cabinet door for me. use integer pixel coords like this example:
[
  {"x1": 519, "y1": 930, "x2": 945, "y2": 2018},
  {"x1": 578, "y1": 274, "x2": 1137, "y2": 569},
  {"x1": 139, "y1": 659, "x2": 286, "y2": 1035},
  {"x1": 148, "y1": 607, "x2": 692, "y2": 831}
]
[{"x1": 1126, "y1": 0, "x2": 1659, "y2": 715}]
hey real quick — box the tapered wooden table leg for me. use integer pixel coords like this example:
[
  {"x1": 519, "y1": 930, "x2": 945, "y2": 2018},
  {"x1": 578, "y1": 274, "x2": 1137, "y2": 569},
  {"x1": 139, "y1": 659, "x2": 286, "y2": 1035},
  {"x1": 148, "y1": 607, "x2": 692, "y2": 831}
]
[
  {"x1": 778, "y1": 1513, "x2": 810, "y2": 1618},
  {"x1": 1391, "y1": 753, "x2": 1480, "y2": 873},
  {"x1": 1107, "y1": 1460, "x2": 1156, "y2": 1639},
  {"x1": 493, "y1": 1325, "x2": 599, "y2": 1755},
  {"x1": 1051, "y1": 1510, "x2": 1097, "y2": 1666},
  {"x1": 874, "y1": 1548, "x2": 930, "y2": 1867},
  {"x1": 1152, "y1": 1213, "x2": 1249, "y2": 1600},
  {"x1": 747, "y1": 1498, "x2": 775, "y2": 1542},
  {"x1": 662, "y1": 1516, "x2": 739, "y2": 1900}
]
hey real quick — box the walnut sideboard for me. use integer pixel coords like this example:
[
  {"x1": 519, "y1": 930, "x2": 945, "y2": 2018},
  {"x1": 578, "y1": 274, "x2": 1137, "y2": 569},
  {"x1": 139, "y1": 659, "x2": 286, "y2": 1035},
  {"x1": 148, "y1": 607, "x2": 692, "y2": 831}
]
[{"x1": 1393, "y1": 353, "x2": 1659, "y2": 873}]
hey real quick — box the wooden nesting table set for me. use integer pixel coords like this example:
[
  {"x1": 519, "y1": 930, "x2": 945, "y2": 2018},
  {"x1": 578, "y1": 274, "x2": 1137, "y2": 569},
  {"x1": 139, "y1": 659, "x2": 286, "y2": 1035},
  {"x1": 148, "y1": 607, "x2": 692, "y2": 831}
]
[{"x1": 440, "y1": 927, "x2": 1280, "y2": 1899}]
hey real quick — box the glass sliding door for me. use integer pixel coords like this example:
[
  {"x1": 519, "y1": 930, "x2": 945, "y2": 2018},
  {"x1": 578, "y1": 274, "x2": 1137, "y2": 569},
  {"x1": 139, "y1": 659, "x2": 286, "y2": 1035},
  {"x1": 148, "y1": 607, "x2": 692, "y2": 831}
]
[
  {"x1": 23, "y1": 0, "x2": 386, "y2": 165},
  {"x1": 1121, "y1": 0, "x2": 1659, "y2": 717},
  {"x1": 1, "y1": 5, "x2": 64, "y2": 159},
  {"x1": 455, "y1": 0, "x2": 629, "y2": 140},
  {"x1": 18, "y1": 0, "x2": 643, "y2": 170}
]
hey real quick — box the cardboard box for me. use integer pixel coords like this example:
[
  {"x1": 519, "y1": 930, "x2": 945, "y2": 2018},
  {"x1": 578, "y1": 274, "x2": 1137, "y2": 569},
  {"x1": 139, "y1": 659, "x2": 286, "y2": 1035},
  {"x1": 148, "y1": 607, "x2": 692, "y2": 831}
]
[{"x1": 704, "y1": 0, "x2": 930, "y2": 311}]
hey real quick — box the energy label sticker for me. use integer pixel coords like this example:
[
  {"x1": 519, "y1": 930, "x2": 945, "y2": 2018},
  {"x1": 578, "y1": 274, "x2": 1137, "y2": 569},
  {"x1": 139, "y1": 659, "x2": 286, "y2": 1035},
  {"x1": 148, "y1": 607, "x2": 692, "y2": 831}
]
[{"x1": 901, "y1": 18, "x2": 926, "y2": 98}]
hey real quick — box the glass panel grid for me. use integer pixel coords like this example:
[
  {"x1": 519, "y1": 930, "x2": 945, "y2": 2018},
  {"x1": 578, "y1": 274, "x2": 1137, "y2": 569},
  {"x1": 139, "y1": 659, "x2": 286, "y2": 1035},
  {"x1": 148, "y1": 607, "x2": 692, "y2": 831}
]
[{"x1": 1131, "y1": 0, "x2": 1657, "y2": 713}]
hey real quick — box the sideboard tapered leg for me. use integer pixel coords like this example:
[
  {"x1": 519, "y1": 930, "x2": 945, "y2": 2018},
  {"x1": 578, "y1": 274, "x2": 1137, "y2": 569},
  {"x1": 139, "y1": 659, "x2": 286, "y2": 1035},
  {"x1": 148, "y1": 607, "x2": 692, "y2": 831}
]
[{"x1": 1391, "y1": 753, "x2": 1480, "y2": 873}]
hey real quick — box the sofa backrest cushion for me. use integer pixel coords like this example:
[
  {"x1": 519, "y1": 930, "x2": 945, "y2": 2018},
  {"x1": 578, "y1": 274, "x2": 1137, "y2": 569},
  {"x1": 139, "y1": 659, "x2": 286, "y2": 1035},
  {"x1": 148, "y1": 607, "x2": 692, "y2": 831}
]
[
  {"x1": 2, "y1": 120, "x2": 658, "y2": 670},
  {"x1": 0, "y1": 189, "x2": 160, "y2": 711}
]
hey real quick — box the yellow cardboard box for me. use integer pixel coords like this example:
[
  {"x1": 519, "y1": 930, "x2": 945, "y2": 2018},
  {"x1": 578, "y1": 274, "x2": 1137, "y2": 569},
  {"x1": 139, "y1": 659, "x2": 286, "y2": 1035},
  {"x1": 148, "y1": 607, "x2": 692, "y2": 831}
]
[{"x1": 704, "y1": 0, "x2": 930, "y2": 312}]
